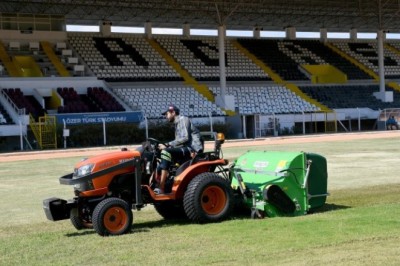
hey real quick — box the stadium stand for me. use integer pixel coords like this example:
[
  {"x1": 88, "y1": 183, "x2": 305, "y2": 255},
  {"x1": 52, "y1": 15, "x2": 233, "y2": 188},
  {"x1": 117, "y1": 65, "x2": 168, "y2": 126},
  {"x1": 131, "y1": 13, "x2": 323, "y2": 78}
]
[
  {"x1": 0, "y1": 63, "x2": 5, "y2": 76},
  {"x1": 0, "y1": 103, "x2": 12, "y2": 124},
  {"x1": 237, "y1": 39, "x2": 309, "y2": 81},
  {"x1": 299, "y1": 85, "x2": 400, "y2": 110},
  {"x1": 331, "y1": 41, "x2": 400, "y2": 79},
  {"x1": 210, "y1": 85, "x2": 319, "y2": 115},
  {"x1": 156, "y1": 36, "x2": 270, "y2": 81},
  {"x1": 56, "y1": 86, "x2": 125, "y2": 113},
  {"x1": 296, "y1": 40, "x2": 372, "y2": 80},
  {"x1": 3, "y1": 88, "x2": 45, "y2": 120},
  {"x1": 2, "y1": 35, "x2": 400, "y2": 118},
  {"x1": 87, "y1": 86, "x2": 125, "y2": 112},
  {"x1": 236, "y1": 39, "x2": 375, "y2": 81},
  {"x1": 57, "y1": 87, "x2": 91, "y2": 113},
  {"x1": 68, "y1": 33, "x2": 183, "y2": 82},
  {"x1": 4, "y1": 35, "x2": 400, "y2": 115},
  {"x1": 1, "y1": 1, "x2": 400, "y2": 151},
  {"x1": 3, "y1": 30, "x2": 400, "y2": 151},
  {"x1": 113, "y1": 86, "x2": 225, "y2": 118}
]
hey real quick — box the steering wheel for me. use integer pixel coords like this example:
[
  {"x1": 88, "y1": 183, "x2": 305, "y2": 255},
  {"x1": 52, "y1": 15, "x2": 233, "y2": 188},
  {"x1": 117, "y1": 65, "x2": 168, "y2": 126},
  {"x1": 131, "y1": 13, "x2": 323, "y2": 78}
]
[{"x1": 146, "y1": 138, "x2": 169, "y2": 153}]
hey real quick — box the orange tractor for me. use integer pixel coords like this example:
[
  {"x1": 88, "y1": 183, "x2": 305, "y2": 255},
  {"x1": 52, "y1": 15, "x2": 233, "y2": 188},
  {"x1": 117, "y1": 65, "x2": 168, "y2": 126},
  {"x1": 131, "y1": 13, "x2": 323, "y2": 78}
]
[{"x1": 43, "y1": 133, "x2": 233, "y2": 236}]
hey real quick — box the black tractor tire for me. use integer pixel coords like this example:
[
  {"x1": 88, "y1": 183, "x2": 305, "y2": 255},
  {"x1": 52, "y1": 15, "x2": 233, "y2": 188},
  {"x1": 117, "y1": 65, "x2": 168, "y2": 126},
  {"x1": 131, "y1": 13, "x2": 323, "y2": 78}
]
[
  {"x1": 92, "y1": 197, "x2": 133, "y2": 236},
  {"x1": 154, "y1": 201, "x2": 187, "y2": 220},
  {"x1": 70, "y1": 208, "x2": 92, "y2": 230},
  {"x1": 183, "y1": 172, "x2": 234, "y2": 223}
]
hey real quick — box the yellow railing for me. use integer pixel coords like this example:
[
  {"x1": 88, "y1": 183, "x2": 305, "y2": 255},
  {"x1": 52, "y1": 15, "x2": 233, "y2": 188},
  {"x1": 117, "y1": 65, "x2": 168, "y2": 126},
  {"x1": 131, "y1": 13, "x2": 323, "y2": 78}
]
[{"x1": 29, "y1": 114, "x2": 57, "y2": 149}]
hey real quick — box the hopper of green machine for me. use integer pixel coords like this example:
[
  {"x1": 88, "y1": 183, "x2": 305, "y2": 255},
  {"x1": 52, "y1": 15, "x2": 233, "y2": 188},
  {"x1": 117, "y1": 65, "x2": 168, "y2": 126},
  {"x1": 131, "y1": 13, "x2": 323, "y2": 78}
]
[{"x1": 230, "y1": 151, "x2": 328, "y2": 218}]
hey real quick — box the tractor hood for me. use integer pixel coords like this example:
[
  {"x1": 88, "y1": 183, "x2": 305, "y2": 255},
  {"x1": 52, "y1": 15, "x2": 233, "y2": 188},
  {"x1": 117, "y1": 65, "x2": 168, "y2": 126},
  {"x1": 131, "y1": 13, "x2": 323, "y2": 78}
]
[
  {"x1": 58, "y1": 149, "x2": 142, "y2": 195},
  {"x1": 74, "y1": 150, "x2": 141, "y2": 173}
]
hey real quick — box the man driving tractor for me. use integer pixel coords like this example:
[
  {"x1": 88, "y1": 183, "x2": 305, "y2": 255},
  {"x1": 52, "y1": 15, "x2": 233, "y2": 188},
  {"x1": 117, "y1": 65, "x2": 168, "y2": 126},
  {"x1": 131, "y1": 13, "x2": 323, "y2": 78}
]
[{"x1": 154, "y1": 104, "x2": 204, "y2": 194}]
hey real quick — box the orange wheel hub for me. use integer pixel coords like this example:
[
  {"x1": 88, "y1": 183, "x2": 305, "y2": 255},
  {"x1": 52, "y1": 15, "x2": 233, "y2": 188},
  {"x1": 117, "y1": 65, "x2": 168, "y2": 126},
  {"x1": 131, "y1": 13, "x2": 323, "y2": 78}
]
[
  {"x1": 201, "y1": 185, "x2": 227, "y2": 215},
  {"x1": 103, "y1": 207, "x2": 128, "y2": 233}
]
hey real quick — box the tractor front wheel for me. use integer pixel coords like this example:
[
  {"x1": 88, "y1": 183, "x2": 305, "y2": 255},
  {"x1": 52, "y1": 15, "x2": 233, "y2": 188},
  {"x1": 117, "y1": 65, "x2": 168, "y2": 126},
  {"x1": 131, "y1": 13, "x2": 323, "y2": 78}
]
[
  {"x1": 183, "y1": 173, "x2": 233, "y2": 223},
  {"x1": 92, "y1": 198, "x2": 133, "y2": 236},
  {"x1": 70, "y1": 208, "x2": 92, "y2": 230}
]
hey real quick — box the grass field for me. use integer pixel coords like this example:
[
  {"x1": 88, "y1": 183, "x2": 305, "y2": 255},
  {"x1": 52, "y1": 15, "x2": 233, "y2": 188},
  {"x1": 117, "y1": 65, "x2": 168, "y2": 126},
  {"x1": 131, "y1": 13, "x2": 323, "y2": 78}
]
[{"x1": 1, "y1": 134, "x2": 400, "y2": 265}]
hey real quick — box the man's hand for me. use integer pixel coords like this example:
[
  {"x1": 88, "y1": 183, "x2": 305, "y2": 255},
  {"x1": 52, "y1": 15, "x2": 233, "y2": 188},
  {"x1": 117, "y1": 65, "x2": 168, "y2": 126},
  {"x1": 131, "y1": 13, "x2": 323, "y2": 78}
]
[{"x1": 158, "y1": 143, "x2": 168, "y2": 150}]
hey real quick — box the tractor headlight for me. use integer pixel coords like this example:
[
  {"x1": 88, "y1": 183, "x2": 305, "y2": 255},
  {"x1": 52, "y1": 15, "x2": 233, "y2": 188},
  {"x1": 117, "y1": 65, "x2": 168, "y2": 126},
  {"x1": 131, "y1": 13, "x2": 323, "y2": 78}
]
[
  {"x1": 74, "y1": 164, "x2": 95, "y2": 178},
  {"x1": 73, "y1": 180, "x2": 94, "y2": 192},
  {"x1": 72, "y1": 164, "x2": 95, "y2": 192}
]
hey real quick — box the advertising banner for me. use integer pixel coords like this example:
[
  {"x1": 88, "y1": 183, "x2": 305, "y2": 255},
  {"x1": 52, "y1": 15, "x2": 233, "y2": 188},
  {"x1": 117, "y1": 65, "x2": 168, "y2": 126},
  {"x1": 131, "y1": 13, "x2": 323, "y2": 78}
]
[{"x1": 55, "y1": 111, "x2": 144, "y2": 125}]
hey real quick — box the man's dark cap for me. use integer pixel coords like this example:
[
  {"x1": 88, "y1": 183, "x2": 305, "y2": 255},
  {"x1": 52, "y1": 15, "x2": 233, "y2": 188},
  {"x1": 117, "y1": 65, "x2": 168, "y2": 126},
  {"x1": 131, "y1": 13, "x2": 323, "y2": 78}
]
[{"x1": 162, "y1": 104, "x2": 180, "y2": 115}]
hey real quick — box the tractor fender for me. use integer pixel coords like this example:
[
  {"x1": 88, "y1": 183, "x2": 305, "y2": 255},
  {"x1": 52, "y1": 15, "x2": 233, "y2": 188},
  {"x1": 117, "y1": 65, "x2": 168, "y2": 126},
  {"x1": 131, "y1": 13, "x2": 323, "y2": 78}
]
[{"x1": 171, "y1": 159, "x2": 228, "y2": 199}]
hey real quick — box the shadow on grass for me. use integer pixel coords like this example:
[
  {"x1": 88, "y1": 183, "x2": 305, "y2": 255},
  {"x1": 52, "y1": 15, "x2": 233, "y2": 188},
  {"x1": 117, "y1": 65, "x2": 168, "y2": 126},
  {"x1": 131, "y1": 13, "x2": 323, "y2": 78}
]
[
  {"x1": 132, "y1": 218, "x2": 191, "y2": 233},
  {"x1": 65, "y1": 218, "x2": 191, "y2": 237},
  {"x1": 65, "y1": 230, "x2": 96, "y2": 237},
  {"x1": 230, "y1": 202, "x2": 351, "y2": 219},
  {"x1": 308, "y1": 203, "x2": 350, "y2": 214},
  {"x1": 65, "y1": 203, "x2": 350, "y2": 237}
]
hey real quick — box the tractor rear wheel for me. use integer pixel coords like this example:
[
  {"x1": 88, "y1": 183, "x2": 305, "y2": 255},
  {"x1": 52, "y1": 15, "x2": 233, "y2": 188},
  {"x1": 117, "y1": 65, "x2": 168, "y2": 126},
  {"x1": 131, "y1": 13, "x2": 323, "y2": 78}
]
[
  {"x1": 183, "y1": 173, "x2": 233, "y2": 223},
  {"x1": 92, "y1": 197, "x2": 133, "y2": 236}
]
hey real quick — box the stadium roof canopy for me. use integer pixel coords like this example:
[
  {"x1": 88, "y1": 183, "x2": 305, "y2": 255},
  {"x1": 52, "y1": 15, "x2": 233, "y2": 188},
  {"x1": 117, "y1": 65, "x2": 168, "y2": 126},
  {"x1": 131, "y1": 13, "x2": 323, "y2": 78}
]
[{"x1": 1, "y1": 0, "x2": 400, "y2": 33}]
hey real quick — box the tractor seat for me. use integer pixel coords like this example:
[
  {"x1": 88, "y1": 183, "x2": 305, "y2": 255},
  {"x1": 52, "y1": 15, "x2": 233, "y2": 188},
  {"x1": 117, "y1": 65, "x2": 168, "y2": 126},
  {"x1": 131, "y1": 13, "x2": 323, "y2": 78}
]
[{"x1": 174, "y1": 152, "x2": 207, "y2": 176}]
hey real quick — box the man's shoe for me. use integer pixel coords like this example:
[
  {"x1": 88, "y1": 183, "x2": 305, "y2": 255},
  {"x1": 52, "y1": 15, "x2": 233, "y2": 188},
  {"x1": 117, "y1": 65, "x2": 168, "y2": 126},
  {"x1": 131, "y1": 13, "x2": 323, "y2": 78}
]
[{"x1": 153, "y1": 188, "x2": 164, "y2": 195}]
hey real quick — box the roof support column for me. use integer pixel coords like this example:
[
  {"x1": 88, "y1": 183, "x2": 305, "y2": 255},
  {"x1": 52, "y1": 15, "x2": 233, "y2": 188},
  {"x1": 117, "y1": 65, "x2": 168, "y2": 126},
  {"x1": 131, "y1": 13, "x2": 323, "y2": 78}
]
[
  {"x1": 145, "y1": 21, "x2": 152, "y2": 39},
  {"x1": 285, "y1": 27, "x2": 296, "y2": 40},
  {"x1": 215, "y1": 24, "x2": 234, "y2": 110},
  {"x1": 377, "y1": 29, "x2": 385, "y2": 93},
  {"x1": 350, "y1": 28, "x2": 357, "y2": 41},
  {"x1": 218, "y1": 24, "x2": 227, "y2": 105},
  {"x1": 373, "y1": 30, "x2": 393, "y2": 102},
  {"x1": 100, "y1": 20, "x2": 112, "y2": 37},
  {"x1": 183, "y1": 23, "x2": 190, "y2": 37},
  {"x1": 253, "y1": 26, "x2": 261, "y2": 39},
  {"x1": 320, "y1": 28, "x2": 327, "y2": 43}
]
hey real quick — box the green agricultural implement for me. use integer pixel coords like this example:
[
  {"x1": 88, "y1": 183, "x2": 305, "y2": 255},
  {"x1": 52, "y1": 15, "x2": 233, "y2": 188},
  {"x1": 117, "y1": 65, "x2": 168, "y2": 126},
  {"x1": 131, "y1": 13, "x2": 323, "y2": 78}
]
[{"x1": 230, "y1": 151, "x2": 328, "y2": 218}]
